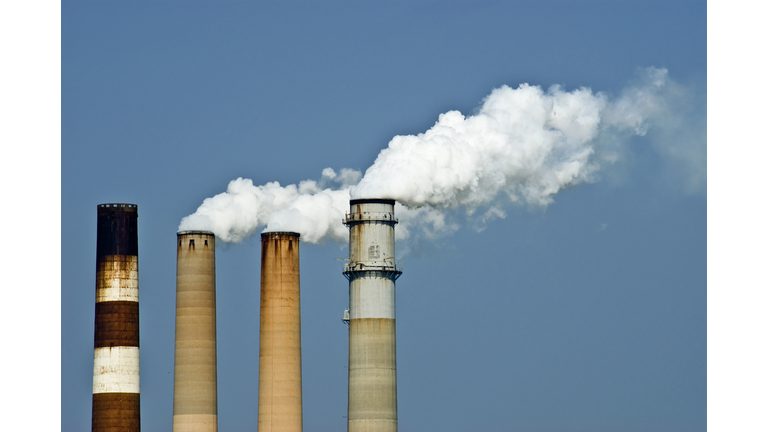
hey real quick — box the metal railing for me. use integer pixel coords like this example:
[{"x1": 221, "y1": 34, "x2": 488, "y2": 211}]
[
  {"x1": 342, "y1": 309, "x2": 350, "y2": 327},
  {"x1": 343, "y1": 212, "x2": 398, "y2": 225},
  {"x1": 343, "y1": 262, "x2": 402, "y2": 273}
]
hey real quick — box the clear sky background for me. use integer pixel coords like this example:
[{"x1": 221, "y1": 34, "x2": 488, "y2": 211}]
[{"x1": 57, "y1": 1, "x2": 709, "y2": 431}]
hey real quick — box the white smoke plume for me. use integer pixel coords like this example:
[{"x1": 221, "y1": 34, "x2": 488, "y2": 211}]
[
  {"x1": 179, "y1": 67, "x2": 704, "y2": 244},
  {"x1": 178, "y1": 168, "x2": 360, "y2": 244}
]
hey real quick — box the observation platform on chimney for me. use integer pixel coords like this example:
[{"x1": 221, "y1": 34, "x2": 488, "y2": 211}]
[
  {"x1": 343, "y1": 211, "x2": 398, "y2": 225},
  {"x1": 342, "y1": 261, "x2": 403, "y2": 281}
]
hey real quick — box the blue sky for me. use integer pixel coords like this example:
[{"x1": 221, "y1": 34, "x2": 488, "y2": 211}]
[{"x1": 56, "y1": 1, "x2": 711, "y2": 431}]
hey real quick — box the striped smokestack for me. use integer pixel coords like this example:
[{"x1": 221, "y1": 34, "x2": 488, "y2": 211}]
[
  {"x1": 173, "y1": 231, "x2": 218, "y2": 431},
  {"x1": 92, "y1": 203, "x2": 140, "y2": 432},
  {"x1": 258, "y1": 232, "x2": 303, "y2": 432},
  {"x1": 343, "y1": 199, "x2": 402, "y2": 432}
]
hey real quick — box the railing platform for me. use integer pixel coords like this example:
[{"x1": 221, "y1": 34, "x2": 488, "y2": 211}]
[
  {"x1": 343, "y1": 212, "x2": 398, "y2": 225},
  {"x1": 342, "y1": 262, "x2": 403, "y2": 281}
]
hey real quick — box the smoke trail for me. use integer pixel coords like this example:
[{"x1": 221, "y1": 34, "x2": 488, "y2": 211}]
[
  {"x1": 178, "y1": 168, "x2": 361, "y2": 244},
  {"x1": 179, "y1": 67, "x2": 703, "y2": 244}
]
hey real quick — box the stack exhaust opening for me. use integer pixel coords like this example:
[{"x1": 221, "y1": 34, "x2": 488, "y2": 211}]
[
  {"x1": 343, "y1": 199, "x2": 402, "y2": 432},
  {"x1": 92, "y1": 203, "x2": 141, "y2": 431},
  {"x1": 173, "y1": 231, "x2": 218, "y2": 431},
  {"x1": 259, "y1": 232, "x2": 303, "y2": 432}
]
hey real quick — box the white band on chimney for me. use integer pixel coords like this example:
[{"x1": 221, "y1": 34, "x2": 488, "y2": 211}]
[
  {"x1": 93, "y1": 346, "x2": 140, "y2": 394},
  {"x1": 350, "y1": 279, "x2": 396, "y2": 319},
  {"x1": 96, "y1": 256, "x2": 139, "y2": 303}
]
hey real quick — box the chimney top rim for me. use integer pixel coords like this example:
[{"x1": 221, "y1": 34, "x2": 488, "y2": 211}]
[
  {"x1": 97, "y1": 203, "x2": 138, "y2": 213},
  {"x1": 177, "y1": 230, "x2": 215, "y2": 236},
  {"x1": 349, "y1": 198, "x2": 396, "y2": 205},
  {"x1": 261, "y1": 231, "x2": 300, "y2": 238}
]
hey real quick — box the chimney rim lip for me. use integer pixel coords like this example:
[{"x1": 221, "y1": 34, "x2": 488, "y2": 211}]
[
  {"x1": 261, "y1": 231, "x2": 300, "y2": 239},
  {"x1": 97, "y1": 203, "x2": 138, "y2": 213},
  {"x1": 349, "y1": 198, "x2": 396, "y2": 205},
  {"x1": 177, "y1": 230, "x2": 215, "y2": 237}
]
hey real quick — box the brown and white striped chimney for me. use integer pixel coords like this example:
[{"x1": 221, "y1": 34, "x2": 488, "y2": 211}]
[
  {"x1": 258, "y1": 232, "x2": 303, "y2": 432},
  {"x1": 92, "y1": 203, "x2": 140, "y2": 432},
  {"x1": 173, "y1": 231, "x2": 218, "y2": 432}
]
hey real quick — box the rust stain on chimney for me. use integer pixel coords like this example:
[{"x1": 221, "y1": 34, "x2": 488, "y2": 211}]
[{"x1": 259, "y1": 231, "x2": 303, "y2": 432}]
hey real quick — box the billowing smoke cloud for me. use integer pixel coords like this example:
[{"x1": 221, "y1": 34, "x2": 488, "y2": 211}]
[
  {"x1": 179, "y1": 168, "x2": 361, "y2": 243},
  {"x1": 179, "y1": 67, "x2": 705, "y2": 245}
]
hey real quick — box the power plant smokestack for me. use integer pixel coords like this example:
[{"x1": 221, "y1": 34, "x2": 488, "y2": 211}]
[
  {"x1": 92, "y1": 203, "x2": 140, "y2": 431},
  {"x1": 173, "y1": 231, "x2": 218, "y2": 431},
  {"x1": 259, "y1": 232, "x2": 303, "y2": 432},
  {"x1": 343, "y1": 199, "x2": 402, "y2": 432}
]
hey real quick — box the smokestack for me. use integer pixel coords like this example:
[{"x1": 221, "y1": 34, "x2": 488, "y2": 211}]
[
  {"x1": 343, "y1": 199, "x2": 402, "y2": 432},
  {"x1": 92, "y1": 203, "x2": 140, "y2": 431},
  {"x1": 173, "y1": 231, "x2": 218, "y2": 431},
  {"x1": 259, "y1": 232, "x2": 303, "y2": 432}
]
